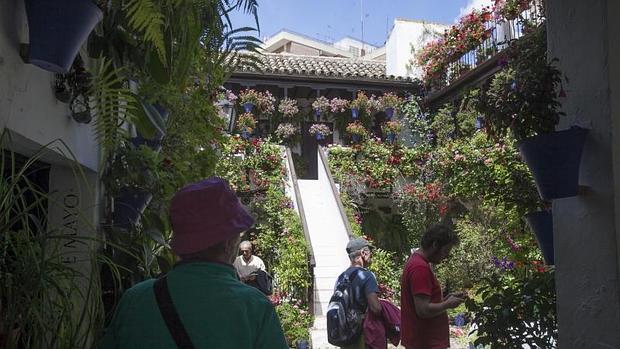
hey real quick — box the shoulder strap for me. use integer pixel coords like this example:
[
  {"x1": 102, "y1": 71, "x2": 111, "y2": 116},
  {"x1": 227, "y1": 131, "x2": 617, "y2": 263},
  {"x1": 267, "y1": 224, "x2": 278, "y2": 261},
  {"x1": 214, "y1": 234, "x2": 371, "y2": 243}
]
[{"x1": 153, "y1": 276, "x2": 196, "y2": 349}]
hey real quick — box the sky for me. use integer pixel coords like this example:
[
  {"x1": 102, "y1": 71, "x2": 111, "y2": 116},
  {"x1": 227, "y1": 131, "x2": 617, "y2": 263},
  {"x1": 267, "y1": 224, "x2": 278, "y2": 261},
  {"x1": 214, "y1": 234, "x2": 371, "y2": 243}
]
[{"x1": 229, "y1": 0, "x2": 493, "y2": 47}]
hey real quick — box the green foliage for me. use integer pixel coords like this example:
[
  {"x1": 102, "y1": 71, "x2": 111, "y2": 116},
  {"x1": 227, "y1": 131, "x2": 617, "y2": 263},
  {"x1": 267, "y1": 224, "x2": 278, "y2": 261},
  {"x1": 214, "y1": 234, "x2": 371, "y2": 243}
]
[
  {"x1": 0, "y1": 133, "x2": 108, "y2": 348},
  {"x1": 477, "y1": 26, "x2": 564, "y2": 140},
  {"x1": 89, "y1": 59, "x2": 137, "y2": 158},
  {"x1": 275, "y1": 302, "x2": 312, "y2": 345},
  {"x1": 368, "y1": 248, "x2": 401, "y2": 302},
  {"x1": 431, "y1": 104, "x2": 455, "y2": 146},
  {"x1": 466, "y1": 269, "x2": 557, "y2": 348}
]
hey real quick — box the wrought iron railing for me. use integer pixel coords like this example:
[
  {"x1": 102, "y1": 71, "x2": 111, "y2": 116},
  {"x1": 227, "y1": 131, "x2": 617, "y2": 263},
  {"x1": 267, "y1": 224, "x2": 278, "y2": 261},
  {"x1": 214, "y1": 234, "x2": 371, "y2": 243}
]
[{"x1": 441, "y1": 0, "x2": 546, "y2": 88}]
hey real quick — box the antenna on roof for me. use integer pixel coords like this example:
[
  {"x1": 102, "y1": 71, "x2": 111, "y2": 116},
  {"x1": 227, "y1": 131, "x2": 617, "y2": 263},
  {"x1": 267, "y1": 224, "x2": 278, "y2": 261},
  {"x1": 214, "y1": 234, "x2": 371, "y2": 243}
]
[{"x1": 360, "y1": 0, "x2": 364, "y2": 55}]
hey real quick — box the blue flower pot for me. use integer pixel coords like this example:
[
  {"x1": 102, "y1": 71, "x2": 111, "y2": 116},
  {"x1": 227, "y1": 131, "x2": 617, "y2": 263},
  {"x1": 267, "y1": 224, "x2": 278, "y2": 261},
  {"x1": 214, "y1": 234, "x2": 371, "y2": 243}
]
[
  {"x1": 113, "y1": 188, "x2": 153, "y2": 230},
  {"x1": 315, "y1": 108, "x2": 321, "y2": 120},
  {"x1": 131, "y1": 104, "x2": 169, "y2": 152},
  {"x1": 351, "y1": 107, "x2": 359, "y2": 119},
  {"x1": 241, "y1": 131, "x2": 251, "y2": 139},
  {"x1": 518, "y1": 126, "x2": 589, "y2": 200},
  {"x1": 243, "y1": 103, "x2": 254, "y2": 113},
  {"x1": 385, "y1": 107, "x2": 394, "y2": 120},
  {"x1": 295, "y1": 340, "x2": 310, "y2": 349},
  {"x1": 386, "y1": 133, "x2": 396, "y2": 144},
  {"x1": 316, "y1": 133, "x2": 324, "y2": 141},
  {"x1": 351, "y1": 134, "x2": 360, "y2": 143},
  {"x1": 475, "y1": 116, "x2": 484, "y2": 130},
  {"x1": 24, "y1": 0, "x2": 103, "y2": 73},
  {"x1": 525, "y1": 210, "x2": 554, "y2": 265}
]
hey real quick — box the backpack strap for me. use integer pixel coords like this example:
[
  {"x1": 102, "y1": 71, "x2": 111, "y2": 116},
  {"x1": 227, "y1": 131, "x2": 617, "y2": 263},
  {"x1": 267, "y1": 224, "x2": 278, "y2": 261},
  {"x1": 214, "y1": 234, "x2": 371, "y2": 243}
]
[{"x1": 153, "y1": 276, "x2": 196, "y2": 349}]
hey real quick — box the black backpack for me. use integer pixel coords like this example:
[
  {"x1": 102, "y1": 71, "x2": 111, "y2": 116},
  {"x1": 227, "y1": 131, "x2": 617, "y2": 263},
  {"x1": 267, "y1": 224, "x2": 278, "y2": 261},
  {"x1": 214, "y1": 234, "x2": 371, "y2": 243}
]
[{"x1": 326, "y1": 269, "x2": 363, "y2": 346}]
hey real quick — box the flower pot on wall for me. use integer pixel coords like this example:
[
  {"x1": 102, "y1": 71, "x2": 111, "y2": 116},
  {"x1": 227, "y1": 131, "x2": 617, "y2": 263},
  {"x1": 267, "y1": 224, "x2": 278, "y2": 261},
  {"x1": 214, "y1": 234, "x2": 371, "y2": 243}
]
[
  {"x1": 24, "y1": 0, "x2": 103, "y2": 73},
  {"x1": 131, "y1": 104, "x2": 169, "y2": 152},
  {"x1": 351, "y1": 107, "x2": 359, "y2": 119},
  {"x1": 525, "y1": 210, "x2": 554, "y2": 265},
  {"x1": 243, "y1": 103, "x2": 255, "y2": 113},
  {"x1": 315, "y1": 108, "x2": 321, "y2": 121},
  {"x1": 386, "y1": 133, "x2": 396, "y2": 144},
  {"x1": 351, "y1": 134, "x2": 360, "y2": 143},
  {"x1": 384, "y1": 107, "x2": 394, "y2": 120},
  {"x1": 112, "y1": 188, "x2": 153, "y2": 229},
  {"x1": 315, "y1": 133, "x2": 324, "y2": 141},
  {"x1": 518, "y1": 126, "x2": 589, "y2": 200}
]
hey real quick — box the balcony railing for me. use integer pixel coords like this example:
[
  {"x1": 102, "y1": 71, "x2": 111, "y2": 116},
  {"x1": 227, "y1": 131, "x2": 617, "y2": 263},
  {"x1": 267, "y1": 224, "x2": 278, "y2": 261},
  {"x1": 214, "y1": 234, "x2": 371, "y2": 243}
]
[{"x1": 440, "y1": 0, "x2": 546, "y2": 90}]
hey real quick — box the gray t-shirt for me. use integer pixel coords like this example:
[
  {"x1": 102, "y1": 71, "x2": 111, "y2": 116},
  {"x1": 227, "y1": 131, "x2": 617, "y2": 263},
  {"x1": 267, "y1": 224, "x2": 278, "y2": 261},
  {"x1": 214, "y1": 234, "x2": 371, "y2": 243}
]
[{"x1": 334, "y1": 266, "x2": 379, "y2": 312}]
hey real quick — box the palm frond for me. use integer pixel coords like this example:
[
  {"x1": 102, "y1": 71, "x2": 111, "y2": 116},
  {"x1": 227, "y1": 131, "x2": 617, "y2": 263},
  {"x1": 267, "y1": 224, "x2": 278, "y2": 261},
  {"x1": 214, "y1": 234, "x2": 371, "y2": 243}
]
[
  {"x1": 124, "y1": 0, "x2": 167, "y2": 65},
  {"x1": 89, "y1": 59, "x2": 137, "y2": 157}
]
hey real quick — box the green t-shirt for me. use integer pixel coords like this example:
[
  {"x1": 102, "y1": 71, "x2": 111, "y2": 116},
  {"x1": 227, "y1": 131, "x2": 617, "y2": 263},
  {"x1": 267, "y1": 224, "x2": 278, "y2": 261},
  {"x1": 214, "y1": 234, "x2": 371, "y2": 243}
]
[{"x1": 100, "y1": 262, "x2": 288, "y2": 349}]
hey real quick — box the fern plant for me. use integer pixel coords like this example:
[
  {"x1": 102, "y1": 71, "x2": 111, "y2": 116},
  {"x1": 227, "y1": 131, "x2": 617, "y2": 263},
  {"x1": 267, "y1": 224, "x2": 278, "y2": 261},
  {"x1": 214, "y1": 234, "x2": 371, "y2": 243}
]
[{"x1": 89, "y1": 58, "x2": 137, "y2": 158}]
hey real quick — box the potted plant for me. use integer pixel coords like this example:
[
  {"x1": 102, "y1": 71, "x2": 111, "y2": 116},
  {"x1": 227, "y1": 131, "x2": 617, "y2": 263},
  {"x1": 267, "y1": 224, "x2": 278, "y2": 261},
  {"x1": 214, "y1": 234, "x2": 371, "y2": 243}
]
[
  {"x1": 278, "y1": 98, "x2": 299, "y2": 118},
  {"x1": 480, "y1": 26, "x2": 587, "y2": 200},
  {"x1": 525, "y1": 210, "x2": 554, "y2": 265},
  {"x1": 104, "y1": 143, "x2": 160, "y2": 229},
  {"x1": 239, "y1": 89, "x2": 260, "y2": 113},
  {"x1": 274, "y1": 123, "x2": 299, "y2": 144},
  {"x1": 22, "y1": 0, "x2": 103, "y2": 73},
  {"x1": 379, "y1": 92, "x2": 403, "y2": 120},
  {"x1": 236, "y1": 112, "x2": 256, "y2": 139},
  {"x1": 382, "y1": 120, "x2": 402, "y2": 144},
  {"x1": 350, "y1": 92, "x2": 369, "y2": 119},
  {"x1": 308, "y1": 123, "x2": 332, "y2": 142},
  {"x1": 256, "y1": 90, "x2": 276, "y2": 118},
  {"x1": 330, "y1": 97, "x2": 350, "y2": 114},
  {"x1": 346, "y1": 122, "x2": 367, "y2": 144},
  {"x1": 312, "y1": 96, "x2": 331, "y2": 120}
]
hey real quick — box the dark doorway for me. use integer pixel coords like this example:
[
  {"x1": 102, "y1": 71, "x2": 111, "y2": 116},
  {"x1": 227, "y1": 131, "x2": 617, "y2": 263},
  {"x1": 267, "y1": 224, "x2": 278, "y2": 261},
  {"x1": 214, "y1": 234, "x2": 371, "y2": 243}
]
[{"x1": 301, "y1": 122, "x2": 333, "y2": 179}]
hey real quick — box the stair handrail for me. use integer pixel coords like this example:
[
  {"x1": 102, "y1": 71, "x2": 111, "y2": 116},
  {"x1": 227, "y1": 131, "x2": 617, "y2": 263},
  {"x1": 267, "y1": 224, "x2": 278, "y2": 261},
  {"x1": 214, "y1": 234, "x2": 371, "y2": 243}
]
[
  {"x1": 317, "y1": 146, "x2": 355, "y2": 239},
  {"x1": 285, "y1": 147, "x2": 316, "y2": 268}
]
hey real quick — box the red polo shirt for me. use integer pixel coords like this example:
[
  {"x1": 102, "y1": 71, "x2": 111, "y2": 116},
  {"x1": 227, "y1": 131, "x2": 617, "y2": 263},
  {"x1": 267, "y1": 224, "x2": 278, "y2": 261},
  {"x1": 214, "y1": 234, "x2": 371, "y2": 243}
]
[{"x1": 400, "y1": 252, "x2": 449, "y2": 349}]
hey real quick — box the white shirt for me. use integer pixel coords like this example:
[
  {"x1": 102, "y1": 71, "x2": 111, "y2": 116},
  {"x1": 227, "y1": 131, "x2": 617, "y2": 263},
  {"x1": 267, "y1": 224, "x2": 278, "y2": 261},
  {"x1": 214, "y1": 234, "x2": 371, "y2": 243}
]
[{"x1": 233, "y1": 255, "x2": 266, "y2": 279}]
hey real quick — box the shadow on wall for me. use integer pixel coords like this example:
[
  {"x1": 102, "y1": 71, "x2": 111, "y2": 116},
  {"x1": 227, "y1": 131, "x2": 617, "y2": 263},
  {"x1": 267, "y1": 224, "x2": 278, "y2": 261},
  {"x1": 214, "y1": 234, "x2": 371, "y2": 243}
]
[{"x1": 0, "y1": 0, "x2": 24, "y2": 49}]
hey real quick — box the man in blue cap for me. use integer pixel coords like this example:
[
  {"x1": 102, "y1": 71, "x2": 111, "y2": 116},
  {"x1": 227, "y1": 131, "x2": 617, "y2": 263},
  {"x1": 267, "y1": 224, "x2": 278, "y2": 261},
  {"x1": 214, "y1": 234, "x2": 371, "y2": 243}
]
[{"x1": 332, "y1": 237, "x2": 382, "y2": 349}]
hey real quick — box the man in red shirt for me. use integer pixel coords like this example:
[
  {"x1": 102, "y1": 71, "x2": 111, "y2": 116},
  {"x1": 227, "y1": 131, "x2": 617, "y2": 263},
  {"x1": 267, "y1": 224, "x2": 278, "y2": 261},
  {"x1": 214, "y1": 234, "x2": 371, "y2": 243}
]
[{"x1": 400, "y1": 224, "x2": 464, "y2": 349}]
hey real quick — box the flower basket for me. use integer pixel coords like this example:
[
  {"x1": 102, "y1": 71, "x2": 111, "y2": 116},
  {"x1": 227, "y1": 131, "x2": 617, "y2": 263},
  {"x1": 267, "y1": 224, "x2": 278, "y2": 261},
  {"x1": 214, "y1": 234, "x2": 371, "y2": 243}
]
[
  {"x1": 112, "y1": 188, "x2": 153, "y2": 229},
  {"x1": 236, "y1": 112, "x2": 256, "y2": 138},
  {"x1": 24, "y1": 0, "x2": 103, "y2": 73},
  {"x1": 379, "y1": 92, "x2": 402, "y2": 120},
  {"x1": 351, "y1": 107, "x2": 359, "y2": 119},
  {"x1": 346, "y1": 122, "x2": 367, "y2": 143},
  {"x1": 309, "y1": 123, "x2": 332, "y2": 142},
  {"x1": 278, "y1": 98, "x2": 299, "y2": 118},
  {"x1": 239, "y1": 89, "x2": 260, "y2": 113},
  {"x1": 518, "y1": 126, "x2": 588, "y2": 200},
  {"x1": 312, "y1": 96, "x2": 330, "y2": 120},
  {"x1": 525, "y1": 210, "x2": 554, "y2": 265},
  {"x1": 350, "y1": 92, "x2": 369, "y2": 119}
]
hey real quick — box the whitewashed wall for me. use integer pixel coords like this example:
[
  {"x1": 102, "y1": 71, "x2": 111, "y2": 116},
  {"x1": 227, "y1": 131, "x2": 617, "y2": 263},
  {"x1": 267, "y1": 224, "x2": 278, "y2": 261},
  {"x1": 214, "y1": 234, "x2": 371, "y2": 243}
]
[{"x1": 386, "y1": 19, "x2": 447, "y2": 78}]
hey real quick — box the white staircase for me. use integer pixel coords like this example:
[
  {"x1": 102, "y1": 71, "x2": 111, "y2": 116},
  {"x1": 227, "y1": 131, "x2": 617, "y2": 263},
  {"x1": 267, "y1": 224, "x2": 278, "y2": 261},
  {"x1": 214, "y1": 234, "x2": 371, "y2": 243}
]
[{"x1": 297, "y1": 149, "x2": 351, "y2": 349}]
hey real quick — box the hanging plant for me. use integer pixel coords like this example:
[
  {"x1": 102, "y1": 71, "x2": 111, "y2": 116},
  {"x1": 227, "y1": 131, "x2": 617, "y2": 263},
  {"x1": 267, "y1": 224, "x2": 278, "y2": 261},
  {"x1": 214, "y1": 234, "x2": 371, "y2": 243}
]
[
  {"x1": 278, "y1": 98, "x2": 299, "y2": 118},
  {"x1": 312, "y1": 96, "x2": 331, "y2": 118},
  {"x1": 308, "y1": 123, "x2": 332, "y2": 140},
  {"x1": 236, "y1": 112, "x2": 257, "y2": 137},
  {"x1": 380, "y1": 92, "x2": 403, "y2": 119},
  {"x1": 330, "y1": 97, "x2": 350, "y2": 114},
  {"x1": 239, "y1": 89, "x2": 260, "y2": 112},
  {"x1": 274, "y1": 123, "x2": 299, "y2": 140},
  {"x1": 350, "y1": 91, "x2": 369, "y2": 119},
  {"x1": 346, "y1": 122, "x2": 367, "y2": 143}
]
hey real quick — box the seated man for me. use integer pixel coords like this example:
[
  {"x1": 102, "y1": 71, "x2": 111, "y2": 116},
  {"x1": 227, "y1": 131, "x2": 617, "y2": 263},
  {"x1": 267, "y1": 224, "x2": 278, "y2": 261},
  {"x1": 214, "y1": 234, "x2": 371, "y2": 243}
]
[{"x1": 233, "y1": 240, "x2": 266, "y2": 283}]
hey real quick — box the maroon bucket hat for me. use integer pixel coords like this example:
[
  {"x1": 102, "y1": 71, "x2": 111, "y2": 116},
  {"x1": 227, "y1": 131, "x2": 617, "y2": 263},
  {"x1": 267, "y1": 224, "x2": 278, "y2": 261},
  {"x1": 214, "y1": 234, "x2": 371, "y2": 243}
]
[{"x1": 170, "y1": 177, "x2": 254, "y2": 255}]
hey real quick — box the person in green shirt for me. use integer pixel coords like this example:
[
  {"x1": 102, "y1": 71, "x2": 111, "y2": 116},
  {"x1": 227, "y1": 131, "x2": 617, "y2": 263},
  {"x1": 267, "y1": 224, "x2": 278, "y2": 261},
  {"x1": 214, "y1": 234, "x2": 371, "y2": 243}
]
[{"x1": 100, "y1": 177, "x2": 288, "y2": 349}]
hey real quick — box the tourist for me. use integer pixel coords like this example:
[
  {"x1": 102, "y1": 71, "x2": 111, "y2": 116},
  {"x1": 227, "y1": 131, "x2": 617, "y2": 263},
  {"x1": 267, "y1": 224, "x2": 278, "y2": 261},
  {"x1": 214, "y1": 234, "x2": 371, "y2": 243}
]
[
  {"x1": 233, "y1": 240, "x2": 266, "y2": 283},
  {"x1": 100, "y1": 177, "x2": 288, "y2": 348},
  {"x1": 330, "y1": 237, "x2": 382, "y2": 349},
  {"x1": 400, "y1": 224, "x2": 464, "y2": 349}
]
